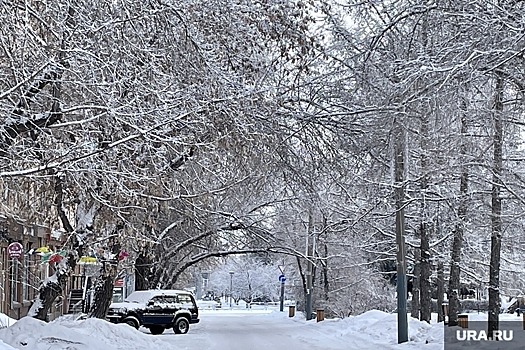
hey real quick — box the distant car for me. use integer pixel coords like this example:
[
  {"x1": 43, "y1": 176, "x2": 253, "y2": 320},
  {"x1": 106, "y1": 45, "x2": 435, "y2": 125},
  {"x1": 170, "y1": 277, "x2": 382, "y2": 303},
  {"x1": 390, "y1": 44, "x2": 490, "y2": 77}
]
[
  {"x1": 252, "y1": 296, "x2": 273, "y2": 303},
  {"x1": 106, "y1": 289, "x2": 199, "y2": 335}
]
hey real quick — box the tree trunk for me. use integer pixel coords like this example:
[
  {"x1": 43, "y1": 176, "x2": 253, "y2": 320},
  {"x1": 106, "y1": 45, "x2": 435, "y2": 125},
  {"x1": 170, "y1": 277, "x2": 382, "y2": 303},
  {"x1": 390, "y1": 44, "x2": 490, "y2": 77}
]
[
  {"x1": 89, "y1": 262, "x2": 119, "y2": 319},
  {"x1": 488, "y1": 73, "x2": 504, "y2": 338},
  {"x1": 394, "y1": 115, "x2": 408, "y2": 343},
  {"x1": 305, "y1": 211, "x2": 314, "y2": 320},
  {"x1": 437, "y1": 261, "x2": 444, "y2": 323},
  {"x1": 322, "y1": 243, "x2": 329, "y2": 302},
  {"x1": 448, "y1": 100, "x2": 469, "y2": 327},
  {"x1": 419, "y1": 110, "x2": 432, "y2": 323},
  {"x1": 247, "y1": 272, "x2": 253, "y2": 303},
  {"x1": 295, "y1": 255, "x2": 306, "y2": 311},
  {"x1": 411, "y1": 249, "x2": 420, "y2": 319},
  {"x1": 419, "y1": 222, "x2": 432, "y2": 322},
  {"x1": 89, "y1": 262, "x2": 118, "y2": 319},
  {"x1": 89, "y1": 234, "x2": 122, "y2": 319},
  {"x1": 135, "y1": 252, "x2": 154, "y2": 291}
]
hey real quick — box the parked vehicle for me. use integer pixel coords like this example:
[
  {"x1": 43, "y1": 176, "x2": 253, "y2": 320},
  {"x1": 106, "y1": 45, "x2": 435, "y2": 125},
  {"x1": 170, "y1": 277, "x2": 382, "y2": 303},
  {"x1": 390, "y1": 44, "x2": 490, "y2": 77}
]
[{"x1": 106, "y1": 289, "x2": 199, "y2": 335}]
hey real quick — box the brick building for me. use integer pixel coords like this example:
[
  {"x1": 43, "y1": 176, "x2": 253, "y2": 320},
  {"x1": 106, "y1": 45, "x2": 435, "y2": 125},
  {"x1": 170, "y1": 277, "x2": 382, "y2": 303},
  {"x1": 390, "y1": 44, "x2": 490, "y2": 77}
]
[{"x1": 0, "y1": 215, "x2": 64, "y2": 320}]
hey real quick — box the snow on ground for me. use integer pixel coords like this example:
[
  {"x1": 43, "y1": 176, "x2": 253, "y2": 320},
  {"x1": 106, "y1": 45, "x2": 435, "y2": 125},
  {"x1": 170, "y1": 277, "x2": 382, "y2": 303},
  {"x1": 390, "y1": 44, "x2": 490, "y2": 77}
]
[
  {"x1": 0, "y1": 313, "x2": 17, "y2": 350},
  {"x1": 0, "y1": 314, "x2": 16, "y2": 329},
  {"x1": 6, "y1": 306, "x2": 523, "y2": 350},
  {"x1": 0, "y1": 308, "x2": 446, "y2": 350}
]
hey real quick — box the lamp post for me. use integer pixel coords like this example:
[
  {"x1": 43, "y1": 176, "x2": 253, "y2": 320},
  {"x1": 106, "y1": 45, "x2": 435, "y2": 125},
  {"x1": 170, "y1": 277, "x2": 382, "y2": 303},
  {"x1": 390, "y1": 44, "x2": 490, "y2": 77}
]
[
  {"x1": 202, "y1": 272, "x2": 209, "y2": 299},
  {"x1": 229, "y1": 271, "x2": 234, "y2": 308}
]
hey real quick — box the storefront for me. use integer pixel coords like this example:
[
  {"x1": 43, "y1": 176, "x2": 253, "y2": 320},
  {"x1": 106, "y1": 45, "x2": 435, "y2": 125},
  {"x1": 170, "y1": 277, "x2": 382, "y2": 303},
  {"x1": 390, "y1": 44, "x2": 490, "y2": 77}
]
[{"x1": 113, "y1": 270, "x2": 135, "y2": 303}]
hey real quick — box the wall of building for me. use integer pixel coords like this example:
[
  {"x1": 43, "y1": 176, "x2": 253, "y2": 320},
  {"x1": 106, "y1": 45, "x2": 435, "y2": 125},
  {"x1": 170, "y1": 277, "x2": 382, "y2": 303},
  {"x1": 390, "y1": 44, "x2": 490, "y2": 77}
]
[{"x1": 0, "y1": 216, "x2": 62, "y2": 320}]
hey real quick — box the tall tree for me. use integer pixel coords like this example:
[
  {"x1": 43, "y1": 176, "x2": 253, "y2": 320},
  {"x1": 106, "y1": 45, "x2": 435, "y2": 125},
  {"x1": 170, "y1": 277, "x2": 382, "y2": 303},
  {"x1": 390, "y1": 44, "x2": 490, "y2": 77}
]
[
  {"x1": 448, "y1": 98, "x2": 470, "y2": 327},
  {"x1": 488, "y1": 73, "x2": 504, "y2": 338}
]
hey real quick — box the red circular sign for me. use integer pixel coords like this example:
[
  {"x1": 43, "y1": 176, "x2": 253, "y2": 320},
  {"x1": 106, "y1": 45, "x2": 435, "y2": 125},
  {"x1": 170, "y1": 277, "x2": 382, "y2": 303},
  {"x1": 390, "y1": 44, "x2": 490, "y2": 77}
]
[{"x1": 7, "y1": 242, "x2": 23, "y2": 259}]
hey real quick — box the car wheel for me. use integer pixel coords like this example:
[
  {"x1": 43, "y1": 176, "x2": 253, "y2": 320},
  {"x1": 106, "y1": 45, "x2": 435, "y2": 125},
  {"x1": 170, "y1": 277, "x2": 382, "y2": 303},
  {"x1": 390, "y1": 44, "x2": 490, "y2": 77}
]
[
  {"x1": 173, "y1": 317, "x2": 189, "y2": 334},
  {"x1": 149, "y1": 326, "x2": 165, "y2": 335},
  {"x1": 124, "y1": 318, "x2": 139, "y2": 329}
]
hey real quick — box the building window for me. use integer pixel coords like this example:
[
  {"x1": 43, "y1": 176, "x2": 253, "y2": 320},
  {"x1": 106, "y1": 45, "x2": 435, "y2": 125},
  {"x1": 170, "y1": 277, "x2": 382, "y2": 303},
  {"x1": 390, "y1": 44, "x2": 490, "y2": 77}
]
[
  {"x1": 9, "y1": 259, "x2": 21, "y2": 304},
  {"x1": 22, "y1": 254, "x2": 28, "y2": 301}
]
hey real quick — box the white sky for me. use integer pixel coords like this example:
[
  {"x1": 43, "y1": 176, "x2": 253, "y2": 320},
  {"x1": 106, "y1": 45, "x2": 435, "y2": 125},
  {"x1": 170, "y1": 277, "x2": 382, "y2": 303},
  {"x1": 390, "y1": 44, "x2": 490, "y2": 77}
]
[{"x1": 0, "y1": 305, "x2": 522, "y2": 350}]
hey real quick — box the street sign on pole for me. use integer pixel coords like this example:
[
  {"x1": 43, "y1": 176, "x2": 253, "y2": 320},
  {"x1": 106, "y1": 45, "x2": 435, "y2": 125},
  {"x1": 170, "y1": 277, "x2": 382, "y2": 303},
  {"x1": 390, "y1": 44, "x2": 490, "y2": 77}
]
[{"x1": 7, "y1": 242, "x2": 23, "y2": 259}]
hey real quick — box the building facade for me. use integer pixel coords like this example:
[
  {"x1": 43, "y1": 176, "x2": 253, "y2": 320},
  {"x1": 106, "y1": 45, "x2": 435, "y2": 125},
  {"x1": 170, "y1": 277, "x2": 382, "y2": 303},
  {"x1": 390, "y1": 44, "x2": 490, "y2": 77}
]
[
  {"x1": 0, "y1": 215, "x2": 64, "y2": 320},
  {"x1": 1, "y1": 214, "x2": 137, "y2": 320}
]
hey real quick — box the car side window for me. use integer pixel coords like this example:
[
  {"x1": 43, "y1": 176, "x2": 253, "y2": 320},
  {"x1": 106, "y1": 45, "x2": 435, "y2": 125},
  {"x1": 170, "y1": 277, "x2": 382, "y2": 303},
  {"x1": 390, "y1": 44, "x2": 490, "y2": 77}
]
[
  {"x1": 150, "y1": 296, "x2": 164, "y2": 306},
  {"x1": 177, "y1": 294, "x2": 194, "y2": 307},
  {"x1": 163, "y1": 296, "x2": 177, "y2": 305}
]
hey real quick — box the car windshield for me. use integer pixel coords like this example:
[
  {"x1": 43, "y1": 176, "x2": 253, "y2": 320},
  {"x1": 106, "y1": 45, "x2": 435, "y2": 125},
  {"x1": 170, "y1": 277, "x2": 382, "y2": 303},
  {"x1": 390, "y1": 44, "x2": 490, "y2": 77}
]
[{"x1": 124, "y1": 291, "x2": 154, "y2": 304}]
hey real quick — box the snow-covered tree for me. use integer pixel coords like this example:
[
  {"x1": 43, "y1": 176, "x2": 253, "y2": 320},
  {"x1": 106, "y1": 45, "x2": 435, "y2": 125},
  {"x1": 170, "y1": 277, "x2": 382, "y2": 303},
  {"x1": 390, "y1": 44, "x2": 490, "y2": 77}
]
[{"x1": 208, "y1": 256, "x2": 283, "y2": 303}]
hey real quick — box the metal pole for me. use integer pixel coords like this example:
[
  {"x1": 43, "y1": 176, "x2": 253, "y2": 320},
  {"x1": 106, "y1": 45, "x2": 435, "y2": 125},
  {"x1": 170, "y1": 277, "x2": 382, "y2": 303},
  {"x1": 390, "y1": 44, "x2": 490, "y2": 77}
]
[
  {"x1": 280, "y1": 279, "x2": 285, "y2": 312},
  {"x1": 10, "y1": 259, "x2": 15, "y2": 306}
]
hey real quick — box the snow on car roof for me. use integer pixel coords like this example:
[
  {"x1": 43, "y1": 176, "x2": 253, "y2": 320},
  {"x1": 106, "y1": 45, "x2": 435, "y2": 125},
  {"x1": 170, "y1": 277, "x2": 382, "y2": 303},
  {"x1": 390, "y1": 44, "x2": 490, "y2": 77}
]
[{"x1": 125, "y1": 290, "x2": 193, "y2": 303}]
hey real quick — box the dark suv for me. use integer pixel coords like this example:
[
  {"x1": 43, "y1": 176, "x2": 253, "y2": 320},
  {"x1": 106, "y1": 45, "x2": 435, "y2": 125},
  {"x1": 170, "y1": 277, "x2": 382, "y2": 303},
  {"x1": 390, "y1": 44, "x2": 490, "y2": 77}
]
[{"x1": 106, "y1": 289, "x2": 199, "y2": 334}]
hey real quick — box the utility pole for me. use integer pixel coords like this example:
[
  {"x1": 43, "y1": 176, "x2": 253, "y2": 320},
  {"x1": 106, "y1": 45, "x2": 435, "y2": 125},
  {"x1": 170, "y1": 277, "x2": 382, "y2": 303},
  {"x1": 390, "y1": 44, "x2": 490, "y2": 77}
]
[{"x1": 394, "y1": 116, "x2": 408, "y2": 343}]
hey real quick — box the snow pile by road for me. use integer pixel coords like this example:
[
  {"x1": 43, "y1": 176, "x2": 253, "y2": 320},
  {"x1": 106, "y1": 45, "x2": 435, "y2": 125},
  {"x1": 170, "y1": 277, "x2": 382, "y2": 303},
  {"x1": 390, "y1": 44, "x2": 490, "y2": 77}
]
[
  {"x1": 339, "y1": 310, "x2": 442, "y2": 346},
  {"x1": 0, "y1": 315, "x2": 172, "y2": 350},
  {"x1": 280, "y1": 309, "x2": 443, "y2": 349}
]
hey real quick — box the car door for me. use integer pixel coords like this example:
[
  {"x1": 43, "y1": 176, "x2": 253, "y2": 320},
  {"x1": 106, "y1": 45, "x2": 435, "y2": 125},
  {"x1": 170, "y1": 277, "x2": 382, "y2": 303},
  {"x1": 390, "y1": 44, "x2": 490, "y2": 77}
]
[
  {"x1": 160, "y1": 295, "x2": 178, "y2": 324},
  {"x1": 142, "y1": 296, "x2": 165, "y2": 325}
]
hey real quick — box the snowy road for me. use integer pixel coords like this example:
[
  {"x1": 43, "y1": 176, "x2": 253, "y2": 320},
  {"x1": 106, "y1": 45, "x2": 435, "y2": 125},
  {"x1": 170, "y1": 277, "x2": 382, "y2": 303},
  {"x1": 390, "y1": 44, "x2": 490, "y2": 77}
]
[{"x1": 151, "y1": 308, "x2": 351, "y2": 350}]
